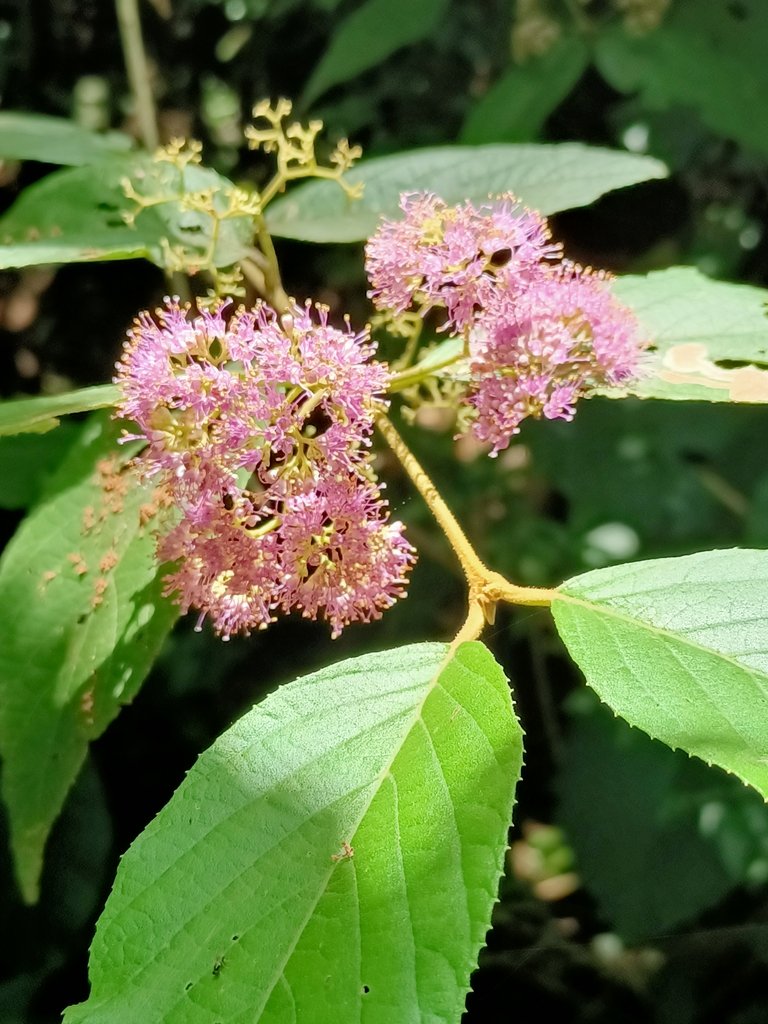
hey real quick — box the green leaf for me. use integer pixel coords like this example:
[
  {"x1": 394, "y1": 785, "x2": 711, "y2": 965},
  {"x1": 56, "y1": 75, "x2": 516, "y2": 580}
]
[
  {"x1": 265, "y1": 143, "x2": 667, "y2": 242},
  {"x1": 610, "y1": 267, "x2": 768, "y2": 403},
  {"x1": 0, "y1": 384, "x2": 119, "y2": 437},
  {"x1": 64, "y1": 641, "x2": 522, "y2": 1023},
  {"x1": 551, "y1": 549, "x2": 768, "y2": 799},
  {"x1": 557, "y1": 692, "x2": 768, "y2": 942},
  {"x1": 0, "y1": 157, "x2": 254, "y2": 270},
  {"x1": 0, "y1": 414, "x2": 177, "y2": 902},
  {"x1": 594, "y1": 0, "x2": 768, "y2": 157},
  {"x1": 0, "y1": 424, "x2": 79, "y2": 508},
  {"x1": 0, "y1": 112, "x2": 132, "y2": 166},
  {"x1": 301, "y1": 0, "x2": 448, "y2": 107},
  {"x1": 461, "y1": 36, "x2": 589, "y2": 144},
  {"x1": 0, "y1": 161, "x2": 150, "y2": 268}
]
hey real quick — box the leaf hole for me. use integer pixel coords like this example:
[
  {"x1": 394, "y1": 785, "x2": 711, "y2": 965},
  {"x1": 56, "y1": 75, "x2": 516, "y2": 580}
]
[
  {"x1": 362, "y1": 985, "x2": 370, "y2": 994},
  {"x1": 185, "y1": 982, "x2": 193, "y2": 991},
  {"x1": 231, "y1": 934, "x2": 240, "y2": 941},
  {"x1": 714, "y1": 358, "x2": 762, "y2": 370}
]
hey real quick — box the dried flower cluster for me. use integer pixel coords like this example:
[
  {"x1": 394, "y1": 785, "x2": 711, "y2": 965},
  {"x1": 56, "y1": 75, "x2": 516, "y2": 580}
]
[
  {"x1": 366, "y1": 192, "x2": 644, "y2": 454},
  {"x1": 116, "y1": 299, "x2": 414, "y2": 639}
]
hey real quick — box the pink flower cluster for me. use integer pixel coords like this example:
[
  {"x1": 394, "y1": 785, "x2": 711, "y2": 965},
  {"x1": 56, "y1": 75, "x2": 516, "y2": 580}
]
[
  {"x1": 366, "y1": 192, "x2": 645, "y2": 453},
  {"x1": 116, "y1": 299, "x2": 414, "y2": 638}
]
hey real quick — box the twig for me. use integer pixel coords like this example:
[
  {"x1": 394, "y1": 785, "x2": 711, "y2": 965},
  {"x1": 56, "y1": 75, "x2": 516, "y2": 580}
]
[{"x1": 116, "y1": 0, "x2": 160, "y2": 150}]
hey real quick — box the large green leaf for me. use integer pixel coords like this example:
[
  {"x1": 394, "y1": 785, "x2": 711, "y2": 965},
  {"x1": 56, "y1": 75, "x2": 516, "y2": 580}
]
[
  {"x1": 594, "y1": 0, "x2": 768, "y2": 157},
  {"x1": 0, "y1": 415, "x2": 177, "y2": 902},
  {"x1": 64, "y1": 641, "x2": 522, "y2": 1024},
  {"x1": 611, "y1": 267, "x2": 768, "y2": 403},
  {"x1": 0, "y1": 161, "x2": 150, "y2": 268},
  {"x1": 265, "y1": 144, "x2": 667, "y2": 242},
  {"x1": 301, "y1": 0, "x2": 447, "y2": 107},
  {"x1": 0, "y1": 384, "x2": 119, "y2": 437},
  {"x1": 551, "y1": 549, "x2": 768, "y2": 798},
  {"x1": 0, "y1": 112, "x2": 132, "y2": 166},
  {"x1": 0, "y1": 157, "x2": 254, "y2": 270},
  {"x1": 461, "y1": 36, "x2": 589, "y2": 145}
]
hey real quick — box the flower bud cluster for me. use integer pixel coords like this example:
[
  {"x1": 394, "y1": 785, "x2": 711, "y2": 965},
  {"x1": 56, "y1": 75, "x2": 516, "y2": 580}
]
[
  {"x1": 116, "y1": 299, "x2": 414, "y2": 638},
  {"x1": 366, "y1": 192, "x2": 645, "y2": 454}
]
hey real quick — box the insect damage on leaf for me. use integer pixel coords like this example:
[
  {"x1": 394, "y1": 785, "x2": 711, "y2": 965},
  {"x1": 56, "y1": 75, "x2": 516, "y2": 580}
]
[{"x1": 660, "y1": 342, "x2": 768, "y2": 401}]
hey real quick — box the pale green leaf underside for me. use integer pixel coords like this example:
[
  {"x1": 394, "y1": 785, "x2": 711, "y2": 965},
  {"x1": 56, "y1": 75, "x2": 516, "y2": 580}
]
[
  {"x1": 64, "y1": 641, "x2": 522, "y2": 1024},
  {"x1": 0, "y1": 384, "x2": 120, "y2": 437},
  {"x1": 0, "y1": 112, "x2": 133, "y2": 166},
  {"x1": 265, "y1": 144, "x2": 667, "y2": 242},
  {"x1": 0, "y1": 415, "x2": 177, "y2": 901},
  {"x1": 608, "y1": 267, "x2": 768, "y2": 403},
  {"x1": 552, "y1": 548, "x2": 768, "y2": 798}
]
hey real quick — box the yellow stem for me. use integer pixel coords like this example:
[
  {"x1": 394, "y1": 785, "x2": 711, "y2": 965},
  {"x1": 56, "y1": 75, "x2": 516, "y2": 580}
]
[
  {"x1": 260, "y1": 172, "x2": 286, "y2": 209},
  {"x1": 448, "y1": 599, "x2": 487, "y2": 653},
  {"x1": 376, "y1": 414, "x2": 486, "y2": 585},
  {"x1": 254, "y1": 215, "x2": 291, "y2": 313},
  {"x1": 240, "y1": 257, "x2": 268, "y2": 296},
  {"x1": 376, "y1": 414, "x2": 556, "y2": 621}
]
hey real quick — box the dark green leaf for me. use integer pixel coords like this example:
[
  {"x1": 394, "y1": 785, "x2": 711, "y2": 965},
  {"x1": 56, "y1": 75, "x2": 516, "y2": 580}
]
[
  {"x1": 524, "y1": 398, "x2": 767, "y2": 546},
  {"x1": 461, "y1": 36, "x2": 589, "y2": 144},
  {"x1": 43, "y1": 756, "x2": 113, "y2": 933},
  {"x1": 558, "y1": 692, "x2": 768, "y2": 942},
  {"x1": 266, "y1": 144, "x2": 667, "y2": 242},
  {"x1": 0, "y1": 424, "x2": 79, "y2": 508},
  {"x1": 302, "y1": 0, "x2": 448, "y2": 106},
  {"x1": 0, "y1": 415, "x2": 177, "y2": 902},
  {"x1": 594, "y1": 0, "x2": 768, "y2": 157},
  {"x1": 64, "y1": 641, "x2": 522, "y2": 1023}
]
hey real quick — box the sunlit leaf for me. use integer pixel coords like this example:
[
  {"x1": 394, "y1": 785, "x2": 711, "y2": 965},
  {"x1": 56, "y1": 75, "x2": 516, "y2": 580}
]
[
  {"x1": 552, "y1": 548, "x2": 768, "y2": 798},
  {"x1": 0, "y1": 384, "x2": 119, "y2": 437},
  {"x1": 64, "y1": 641, "x2": 522, "y2": 1023},
  {"x1": 610, "y1": 267, "x2": 768, "y2": 403}
]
